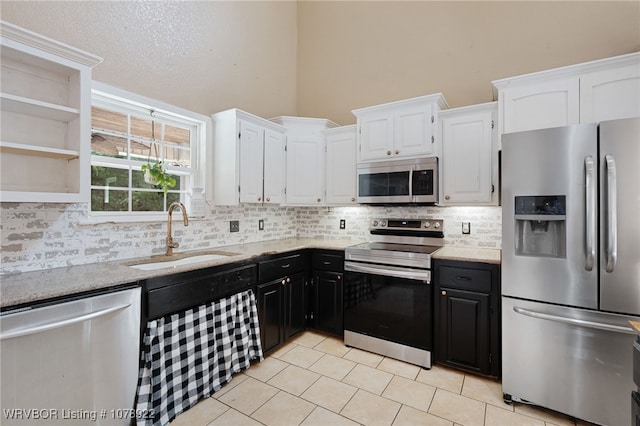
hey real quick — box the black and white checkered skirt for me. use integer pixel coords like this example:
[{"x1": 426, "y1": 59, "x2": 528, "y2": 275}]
[{"x1": 135, "y1": 289, "x2": 263, "y2": 426}]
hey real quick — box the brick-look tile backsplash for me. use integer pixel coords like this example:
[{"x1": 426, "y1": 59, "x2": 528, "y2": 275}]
[{"x1": 0, "y1": 203, "x2": 501, "y2": 274}]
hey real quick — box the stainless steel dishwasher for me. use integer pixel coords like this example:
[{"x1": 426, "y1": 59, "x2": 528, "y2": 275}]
[{"x1": 1, "y1": 287, "x2": 141, "y2": 425}]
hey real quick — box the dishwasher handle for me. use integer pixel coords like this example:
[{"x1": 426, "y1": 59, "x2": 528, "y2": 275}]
[{"x1": 0, "y1": 303, "x2": 131, "y2": 340}]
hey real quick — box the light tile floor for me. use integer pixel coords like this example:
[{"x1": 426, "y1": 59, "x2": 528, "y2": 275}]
[{"x1": 170, "y1": 330, "x2": 595, "y2": 426}]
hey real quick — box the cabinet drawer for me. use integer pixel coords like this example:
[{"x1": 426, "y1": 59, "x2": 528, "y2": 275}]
[
  {"x1": 259, "y1": 254, "x2": 305, "y2": 282},
  {"x1": 312, "y1": 253, "x2": 344, "y2": 271},
  {"x1": 438, "y1": 265, "x2": 491, "y2": 293}
]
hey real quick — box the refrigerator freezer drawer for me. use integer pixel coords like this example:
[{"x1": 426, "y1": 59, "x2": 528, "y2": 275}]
[{"x1": 502, "y1": 297, "x2": 638, "y2": 426}]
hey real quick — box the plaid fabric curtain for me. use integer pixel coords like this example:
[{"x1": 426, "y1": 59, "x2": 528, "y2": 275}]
[{"x1": 136, "y1": 289, "x2": 263, "y2": 426}]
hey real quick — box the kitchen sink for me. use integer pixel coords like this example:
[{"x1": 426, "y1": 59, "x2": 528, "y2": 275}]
[{"x1": 126, "y1": 251, "x2": 240, "y2": 271}]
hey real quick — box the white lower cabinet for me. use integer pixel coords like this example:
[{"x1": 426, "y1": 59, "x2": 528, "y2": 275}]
[
  {"x1": 270, "y1": 117, "x2": 338, "y2": 206},
  {"x1": 210, "y1": 109, "x2": 286, "y2": 205},
  {"x1": 439, "y1": 102, "x2": 498, "y2": 206},
  {"x1": 324, "y1": 125, "x2": 357, "y2": 205}
]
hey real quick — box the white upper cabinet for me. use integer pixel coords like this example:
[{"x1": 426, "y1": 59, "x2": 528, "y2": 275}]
[
  {"x1": 0, "y1": 20, "x2": 101, "y2": 203},
  {"x1": 580, "y1": 63, "x2": 640, "y2": 123},
  {"x1": 493, "y1": 52, "x2": 640, "y2": 147},
  {"x1": 324, "y1": 125, "x2": 357, "y2": 205},
  {"x1": 439, "y1": 103, "x2": 498, "y2": 206},
  {"x1": 500, "y1": 78, "x2": 580, "y2": 135},
  {"x1": 210, "y1": 109, "x2": 286, "y2": 205},
  {"x1": 263, "y1": 129, "x2": 286, "y2": 204},
  {"x1": 352, "y1": 93, "x2": 448, "y2": 162},
  {"x1": 271, "y1": 116, "x2": 338, "y2": 206}
]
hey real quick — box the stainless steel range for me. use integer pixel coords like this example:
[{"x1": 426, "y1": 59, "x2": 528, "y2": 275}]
[{"x1": 344, "y1": 218, "x2": 444, "y2": 368}]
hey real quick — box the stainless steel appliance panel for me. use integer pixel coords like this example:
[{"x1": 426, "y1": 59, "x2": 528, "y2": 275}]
[
  {"x1": 0, "y1": 288, "x2": 141, "y2": 425},
  {"x1": 599, "y1": 117, "x2": 640, "y2": 315},
  {"x1": 357, "y1": 158, "x2": 438, "y2": 204},
  {"x1": 502, "y1": 123, "x2": 598, "y2": 309},
  {"x1": 502, "y1": 297, "x2": 638, "y2": 426}
]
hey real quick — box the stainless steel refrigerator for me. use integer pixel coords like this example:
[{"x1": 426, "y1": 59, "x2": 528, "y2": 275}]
[{"x1": 501, "y1": 117, "x2": 640, "y2": 426}]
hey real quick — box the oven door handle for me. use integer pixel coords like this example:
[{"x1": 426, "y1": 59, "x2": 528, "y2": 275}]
[{"x1": 344, "y1": 261, "x2": 431, "y2": 283}]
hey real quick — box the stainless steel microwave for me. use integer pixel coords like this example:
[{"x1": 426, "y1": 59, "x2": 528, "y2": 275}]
[{"x1": 357, "y1": 157, "x2": 438, "y2": 204}]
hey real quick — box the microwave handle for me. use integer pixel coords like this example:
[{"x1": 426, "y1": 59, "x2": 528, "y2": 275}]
[{"x1": 408, "y1": 166, "x2": 414, "y2": 199}]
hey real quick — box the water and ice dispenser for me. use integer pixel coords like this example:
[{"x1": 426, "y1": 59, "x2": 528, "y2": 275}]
[{"x1": 514, "y1": 195, "x2": 566, "y2": 258}]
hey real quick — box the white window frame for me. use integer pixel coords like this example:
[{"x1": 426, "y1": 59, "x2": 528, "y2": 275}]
[{"x1": 89, "y1": 82, "x2": 208, "y2": 223}]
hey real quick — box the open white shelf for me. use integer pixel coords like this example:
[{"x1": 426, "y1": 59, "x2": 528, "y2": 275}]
[
  {"x1": 0, "y1": 20, "x2": 102, "y2": 203},
  {"x1": 0, "y1": 92, "x2": 79, "y2": 122},
  {"x1": 0, "y1": 141, "x2": 80, "y2": 160}
]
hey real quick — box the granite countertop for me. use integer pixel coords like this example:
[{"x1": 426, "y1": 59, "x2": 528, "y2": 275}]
[
  {"x1": 1, "y1": 239, "x2": 502, "y2": 309},
  {"x1": 432, "y1": 246, "x2": 501, "y2": 264},
  {"x1": 0, "y1": 238, "x2": 360, "y2": 309}
]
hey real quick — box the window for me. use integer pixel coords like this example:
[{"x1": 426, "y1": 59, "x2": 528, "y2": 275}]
[{"x1": 90, "y1": 83, "x2": 207, "y2": 220}]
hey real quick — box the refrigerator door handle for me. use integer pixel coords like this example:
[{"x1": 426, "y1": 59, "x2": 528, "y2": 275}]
[
  {"x1": 605, "y1": 154, "x2": 617, "y2": 273},
  {"x1": 584, "y1": 156, "x2": 596, "y2": 271},
  {"x1": 513, "y1": 306, "x2": 634, "y2": 334}
]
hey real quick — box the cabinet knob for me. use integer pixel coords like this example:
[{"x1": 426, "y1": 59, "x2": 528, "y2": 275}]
[
  {"x1": 317, "y1": 198, "x2": 321, "y2": 202},
  {"x1": 337, "y1": 275, "x2": 341, "y2": 280},
  {"x1": 387, "y1": 150, "x2": 392, "y2": 155},
  {"x1": 281, "y1": 279, "x2": 286, "y2": 286},
  {"x1": 266, "y1": 197, "x2": 270, "y2": 202},
  {"x1": 441, "y1": 290, "x2": 447, "y2": 296},
  {"x1": 286, "y1": 277, "x2": 291, "y2": 283},
  {"x1": 351, "y1": 197, "x2": 356, "y2": 202},
  {"x1": 258, "y1": 197, "x2": 262, "y2": 201},
  {"x1": 445, "y1": 195, "x2": 450, "y2": 200},
  {"x1": 395, "y1": 150, "x2": 399, "y2": 155}
]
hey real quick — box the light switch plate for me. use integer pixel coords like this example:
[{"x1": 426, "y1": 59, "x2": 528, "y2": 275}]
[
  {"x1": 258, "y1": 219, "x2": 264, "y2": 231},
  {"x1": 340, "y1": 219, "x2": 346, "y2": 229},
  {"x1": 230, "y1": 220, "x2": 239, "y2": 233}
]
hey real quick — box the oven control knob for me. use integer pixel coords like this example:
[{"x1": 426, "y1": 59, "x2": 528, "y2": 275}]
[
  {"x1": 434, "y1": 222, "x2": 441, "y2": 229},
  {"x1": 380, "y1": 221, "x2": 387, "y2": 227},
  {"x1": 373, "y1": 220, "x2": 379, "y2": 227},
  {"x1": 424, "y1": 222, "x2": 431, "y2": 228}
]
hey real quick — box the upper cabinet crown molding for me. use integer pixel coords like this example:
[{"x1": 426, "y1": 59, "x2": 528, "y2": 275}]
[
  {"x1": 270, "y1": 116, "x2": 339, "y2": 131},
  {"x1": 352, "y1": 93, "x2": 449, "y2": 116},
  {"x1": 0, "y1": 20, "x2": 102, "y2": 68}
]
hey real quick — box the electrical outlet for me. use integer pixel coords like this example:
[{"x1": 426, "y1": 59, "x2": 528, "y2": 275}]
[
  {"x1": 230, "y1": 220, "x2": 239, "y2": 233},
  {"x1": 258, "y1": 219, "x2": 264, "y2": 231},
  {"x1": 340, "y1": 219, "x2": 346, "y2": 229},
  {"x1": 462, "y1": 222, "x2": 471, "y2": 234}
]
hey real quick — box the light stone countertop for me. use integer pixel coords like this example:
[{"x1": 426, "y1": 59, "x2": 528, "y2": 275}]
[
  {"x1": 1, "y1": 239, "x2": 502, "y2": 309},
  {"x1": 432, "y1": 246, "x2": 501, "y2": 265},
  {"x1": 631, "y1": 321, "x2": 640, "y2": 335},
  {"x1": 0, "y1": 238, "x2": 361, "y2": 309}
]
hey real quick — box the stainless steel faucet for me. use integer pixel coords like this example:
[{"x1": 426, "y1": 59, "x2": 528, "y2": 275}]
[{"x1": 166, "y1": 201, "x2": 189, "y2": 256}]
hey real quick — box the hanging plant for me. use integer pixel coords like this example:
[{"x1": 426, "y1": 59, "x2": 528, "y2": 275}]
[
  {"x1": 142, "y1": 161, "x2": 176, "y2": 194},
  {"x1": 142, "y1": 110, "x2": 176, "y2": 194}
]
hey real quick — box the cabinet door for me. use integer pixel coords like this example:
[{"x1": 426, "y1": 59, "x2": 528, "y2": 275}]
[
  {"x1": 580, "y1": 64, "x2": 640, "y2": 123},
  {"x1": 394, "y1": 104, "x2": 434, "y2": 157},
  {"x1": 325, "y1": 128, "x2": 357, "y2": 205},
  {"x1": 441, "y1": 110, "x2": 494, "y2": 205},
  {"x1": 263, "y1": 129, "x2": 285, "y2": 204},
  {"x1": 358, "y1": 111, "x2": 394, "y2": 161},
  {"x1": 437, "y1": 287, "x2": 490, "y2": 374},
  {"x1": 285, "y1": 136, "x2": 324, "y2": 205},
  {"x1": 283, "y1": 271, "x2": 306, "y2": 340},
  {"x1": 239, "y1": 120, "x2": 265, "y2": 203},
  {"x1": 257, "y1": 280, "x2": 283, "y2": 354},
  {"x1": 313, "y1": 271, "x2": 343, "y2": 336},
  {"x1": 502, "y1": 78, "x2": 580, "y2": 134}
]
